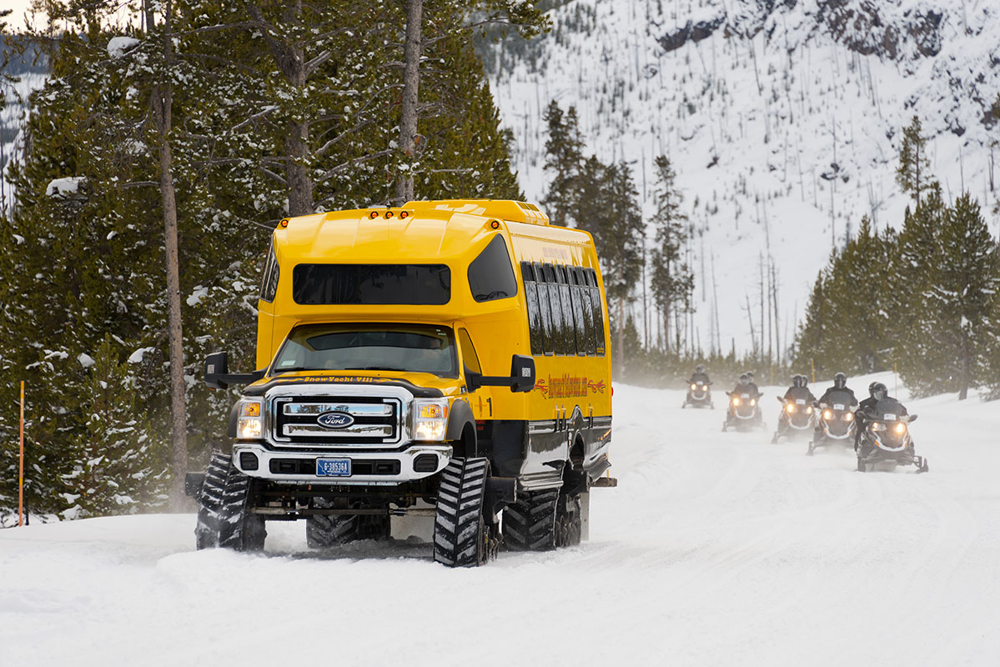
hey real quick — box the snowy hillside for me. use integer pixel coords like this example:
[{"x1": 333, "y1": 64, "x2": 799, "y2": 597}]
[
  {"x1": 3, "y1": 378, "x2": 1000, "y2": 665},
  {"x1": 487, "y1": 0, "x2": 1000, "y2": 355}
]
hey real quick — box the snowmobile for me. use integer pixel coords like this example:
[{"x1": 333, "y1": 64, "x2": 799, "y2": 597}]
[
  {"x1": 855, "y1": 398, "x2": 928, "y2": 473},
  {"x1": 807, "y1": 399, "x2": 856, "y2": 455},
  {"x1": 722, "y1": 390, "x2": 765, "y2": 432},
  {"x1": 682, "y1": 380, "x2": 713, "y2": 409},
  {"x1": 771, "y1": 396, "x2": 817, "y2": 444}
]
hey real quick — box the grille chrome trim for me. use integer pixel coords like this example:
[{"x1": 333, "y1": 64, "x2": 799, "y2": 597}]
[
  {"x1": 282, "y1": 402, "x2": 393, "y2": 416},
  {"x1": 283, "y1": 423, "x2": 395, "y2": 438}
]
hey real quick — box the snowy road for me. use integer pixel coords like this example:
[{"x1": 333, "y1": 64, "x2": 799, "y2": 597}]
[{"x1": 3, "y1": 375, "x2": 999, "y2": 666}]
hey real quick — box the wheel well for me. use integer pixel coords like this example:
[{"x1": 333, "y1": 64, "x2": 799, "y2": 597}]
[
  {"x1": 570, "y1": 433, "x2": 585, "y2": 469},
  {"x1": 452, "y1": 422, "x2": 476, "y2": 459}
]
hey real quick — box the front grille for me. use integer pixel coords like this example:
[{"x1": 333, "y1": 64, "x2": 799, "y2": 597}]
[{"x1": 271, "y1": 396, "x2": 402, "y2": 447}]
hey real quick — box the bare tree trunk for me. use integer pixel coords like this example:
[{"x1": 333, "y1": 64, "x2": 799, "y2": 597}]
[
  {"x1": 396, "y1": 0, "x2": 422, "y2": 204},
  {"x1": 152, "y1": 0, "x2": 188, "y2": 509},
  {"x1": 959, "y1": 340, "x2": 969, "y2": 400},
  {"x1": 285, "y1": 118, "x2": 314, "y2": 216}
]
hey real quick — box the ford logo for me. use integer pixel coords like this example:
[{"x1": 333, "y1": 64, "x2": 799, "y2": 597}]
[{"x1": 316, "y1": 411, "x2": 355, "y2": 429}]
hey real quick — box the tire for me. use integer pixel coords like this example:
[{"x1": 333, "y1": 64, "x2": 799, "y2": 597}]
[
  {"x1": 306, "y1": 502, "x2": 390, "y2": 549},
  {"x1": 195, "y1": 452, "x2": 266, "y2": 552},
  {"x1": 503, "y1": 488, "x2": 558, "y2": 551},
  {"x1": 433, "y1": 457, "x2": 497, "y2": 567}
]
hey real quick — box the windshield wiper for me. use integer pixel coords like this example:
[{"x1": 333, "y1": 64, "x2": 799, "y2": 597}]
[
  {"x1": 272, "y1": 366, "x2": 315, "y2": 374},
  {"x1": 344, "y1": 366, "x2": 402, "y2": 372}
]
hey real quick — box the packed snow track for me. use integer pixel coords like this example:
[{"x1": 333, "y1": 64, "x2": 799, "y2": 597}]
[{"x1": 3, "y1": 377, "x2": 999, "y2": 666}]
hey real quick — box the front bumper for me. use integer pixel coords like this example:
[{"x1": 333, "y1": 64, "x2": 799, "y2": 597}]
[{"x1": 232, "y1": 443, "x2": 453, "y2": 486}]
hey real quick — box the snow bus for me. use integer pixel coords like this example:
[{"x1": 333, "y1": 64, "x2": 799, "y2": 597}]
[{"x1": 187, "y1": 199, "x2": 615, "y2": 566}]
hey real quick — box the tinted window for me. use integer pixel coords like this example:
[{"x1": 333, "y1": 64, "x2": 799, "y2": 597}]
[
  {"x1": 292, "y1": 264, "x2": 450, "y2": 305},
  {"x1": 557, "y1": 268, "x2": 576, "y2": 355},
  {"x1": 259, "y1": 241, "x2": 279, "y2": 303},
  {"x1": 570, "y1": 283, "x2": 588, "y2": 356},
  {"x1": 468, "y1": 235, "x2": 517, "y2": 302},
  {"x1": 534, "y1": 262, "x2": 554, "y2": 356},
  {"x1": 521, "y1": 262, "x2": 545, "y2": 356},
  {"x1": 587, "y1": 269, "x2": 606, "y2": 356},
  {"x1": 544, "y1": 265, "x2": 565, "y2": 355},
  {"x1": 458, "y1": 328, "x2": 482, "y2": 375}
]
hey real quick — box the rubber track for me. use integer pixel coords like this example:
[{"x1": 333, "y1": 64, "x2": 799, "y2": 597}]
[
  {"x1": 195, "y1": 452, "x2": 265, "y2": 552},
  {"x1": 502, "y1": 488, "x2": 559, "y2": 551},
  {"x1": 433, "y1": 458, "x2": 490, "y2": 567},
  {"x1": 194, "y1": 452, "x2": 231, "y2": 550}
]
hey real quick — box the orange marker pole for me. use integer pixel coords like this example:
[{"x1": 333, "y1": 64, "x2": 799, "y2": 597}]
[{"x1": 19, "y1": 380, "x2": 25, "y2": 527}]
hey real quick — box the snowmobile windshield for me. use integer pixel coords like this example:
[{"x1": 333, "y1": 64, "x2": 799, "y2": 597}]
[
  {"x1": 824, "y1": 389, "x2": 854, "y2": 406},
  {"x1": 871, "y1": 398, "x2": 907, "y2": 420},
  {"x1": 271, "y1": 324, "x2": 459, "y2": 378}
]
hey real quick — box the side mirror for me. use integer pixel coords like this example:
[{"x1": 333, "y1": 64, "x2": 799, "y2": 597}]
[
  {"x1": 205, "y1": 351, "x2": 230, "y2": 389},
  {"x1": 205, "y1": 351, "x2": 266, "y2": 390},
  {"x1": 775, "y1": 396, "x2": 784, "y2": 404},
  {"x1": 510, "y1": 355, "x2": 535, "y2": 393},
  {"x1": 464, "y1": 355, "x2": 536, "y2": 393},
  {"x1": 908, "y1": 414, "x2": 918, "y2": 422}
]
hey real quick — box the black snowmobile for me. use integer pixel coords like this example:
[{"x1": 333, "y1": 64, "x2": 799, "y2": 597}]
[
  {"x1": 855, "y1": 398, "x2": 928, "y2": 473},
  {"x1": 772, "y1": 395, "x2": 817, "y2": 444},
  {"x1": 808, "y1": 391, "x2": 857, "y2": 455},
  {"x1": 683, "y1": 380, "x2": 713, "y2": 409},
  {"x1": 723, "y1": 390, "x2": 765, "y2": 432}
]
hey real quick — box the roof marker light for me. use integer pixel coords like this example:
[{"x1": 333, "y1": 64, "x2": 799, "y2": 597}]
[
  {"x1": 279, "y1": 218, "x2": 289, "y2": 228},
  {"x1": 400, "y1": 211, "x2": 409, "y2": 219},
  {"x1": 369, "y1": 211, "x2": 379, "y2": 219},
  {"x1": 490, "y1": 220, "x2": 500, "y2": 230},
  {"x1": 385, "y1": 211, "x2": 394, "y2": 219}
]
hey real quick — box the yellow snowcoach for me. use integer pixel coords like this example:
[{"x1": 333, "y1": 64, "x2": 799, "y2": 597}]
[{"x1": 187, "y1": 199, "x2": 615, "y2": 566}]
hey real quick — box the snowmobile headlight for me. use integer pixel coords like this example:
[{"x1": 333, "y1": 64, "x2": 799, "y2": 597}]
[
  {"x1": 413, "y1": 398, "x2": 449, "y2": 442},
  {"x1": 807, "y1": 406, "x2": 814, "y2": 414},
  {"x1": 823, "y1": 410, "x2": 833, "y2": 420},
  {"x1": 750, "y1": 399, "x2": 756, "y2": 406},
  {"x1": 237, "y1": 399, "x2": 264, "y2": 440},
  {"x1": 691, "y1": 384, "x2": 697, "y2": 391},
  {"x1": 786, "y1": 403, "x2": 795, "y2": 413},
  {"x1": 844, "y1": 412, "x2": 854, "y2": 421},
  {"x1": 894, "y1": 423, "x2": 907, "y2": 435},
  {"x1": 871, "y1": 422, "x2": 886, "y2": 432},
  {"x1": 732, "y1": 397, "x2": 740, "y2": 406}
]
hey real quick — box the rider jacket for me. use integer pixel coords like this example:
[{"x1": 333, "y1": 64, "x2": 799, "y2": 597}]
[
  {"x1": 689, "y1": 372, "x2": 710, "y2": 385},
  {"x1": 817, "y1": 387, "x2": 857, "y2": 407},
  {"x1": 782, "y1": 386, "x2": 816, "y2": 404}
]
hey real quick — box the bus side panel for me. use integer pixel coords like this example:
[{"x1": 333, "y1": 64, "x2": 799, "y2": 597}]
[{"x1": 256, "y1": 303, "x2": 275, "y2": 371}]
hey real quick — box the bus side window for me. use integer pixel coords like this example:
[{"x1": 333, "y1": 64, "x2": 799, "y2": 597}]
[
  {"x1": 458, "y1": 328, "x2": 482, "y2": 375},
  {"x1": 587, "y1": 269, "x2": 606, "y2": 356},
  {"x1": 260, "y1": 241, "x2": 279, "y2": 302},
  {"x1": 535, "y1": 262, "x2": 555, "y2": 356},
  {"x1": 571, "y1": 268, "x2": 591, "y2": 356},
  {"x1": 521, "y1": 262, "x2": 544, "y2": 356},
  {"x1": 544, "y1": 263, "x2": 566, "y2": 356},
  {"x1": 557, "y1": 266, "x2": 577, "y2": 355}
]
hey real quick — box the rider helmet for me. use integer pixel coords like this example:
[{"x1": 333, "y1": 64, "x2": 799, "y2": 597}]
[
  {"x1": 696, "y1": 364, "x2": 706, "y2": 374},
  {"x1": 746, "y1": 371, "x2": 755, "y2": 384},
  {"x1": 793, "y1": 374, "x2": 807, "y2": 388},
  {"x1": 738, "y1": 373, "x2": 748, "y2": 386},
  {"x1": 869, "y1": 382, "x2": 888, "y2": 401},
  {"x1": 834, "y1": 372, "x2": 847, "y2": 389}
]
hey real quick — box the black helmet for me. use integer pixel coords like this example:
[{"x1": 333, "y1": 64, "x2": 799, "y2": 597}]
[
  {"x1": 746, "y1": 371, "x2": 755, "y2": 383},
  {"x1": 696, "y1": 364, "x2": 706, "y2": 374},
  {"x1": 793, "y1": 374, "x2": 807, "y2": 388},
  {"x1": 869, "y1": 382, "x2": 888, "y2": 401},
  {"x1": 738, "y1": 373, "x2": 748, "y2": 385},
  {"x1": 834, "y1": 373, "x2": 847, "y2": 389}
]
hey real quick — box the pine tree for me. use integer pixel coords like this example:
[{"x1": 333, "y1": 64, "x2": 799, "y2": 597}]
[
  {"x1": 896, "y1": 115, "x2": 933, "y2": 206},
  {"x1": 649, "y1": 154, "x2": 692, "y2": 353},
  {"x1": 794, "y1": 272, "x2": 829, "y2": 374},
  {"x1": 541, "y1": 101, "x2": 584, "y2": 227},
  {"x1": 902, "y1": 193, "x2": 1000, "y2": 398}
]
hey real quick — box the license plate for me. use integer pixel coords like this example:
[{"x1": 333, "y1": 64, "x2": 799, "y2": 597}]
[
  {"x1": 796, "y1": 399, "x2": 806, "y2": 405},
  {"x1": 834, "y1": 404, "x2": 845, "y2": 410},
  {"x1": 316, "y1": 459, "x2": 351, "y2": 477}
]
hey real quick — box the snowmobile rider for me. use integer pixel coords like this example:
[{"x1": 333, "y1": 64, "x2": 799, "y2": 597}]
[
  {"x1": 816, "y1": 372, "x2": 858, "y2": 407},
  {"x1": 854, "y1": 382, "x2": 908, "y2": 451},
  {"x1": 782, "y1": 374, "x2": 817, "y2": 405},
  {"x1": 732, "y1": 373, "x2": 750, "y2": 394},
  {"x1": 745, "y1": 371, "x2": 761, "y2": 398},
  {"x1": 689, "y1": 364, "x2": 711, "y2": 385}
]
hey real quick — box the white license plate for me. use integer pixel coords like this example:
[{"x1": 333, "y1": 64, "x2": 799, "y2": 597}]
[
  {"x1": 316, "y1": 459, "x2": 351, "y2": 477},
  {"x1": 834, "y1": 404, "x2": 845, "y2": 410}
]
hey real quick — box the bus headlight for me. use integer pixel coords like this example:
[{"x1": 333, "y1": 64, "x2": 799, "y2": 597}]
[
  {"x1": 414, "y1": 398, "x2": 449, "y2": 441},
  {"x1": 237, "y1": 399, "x2": 263, "y2": 440}
]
